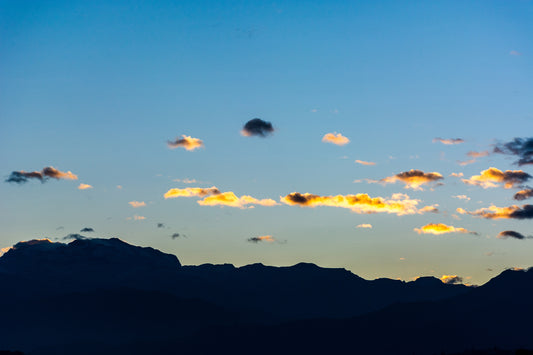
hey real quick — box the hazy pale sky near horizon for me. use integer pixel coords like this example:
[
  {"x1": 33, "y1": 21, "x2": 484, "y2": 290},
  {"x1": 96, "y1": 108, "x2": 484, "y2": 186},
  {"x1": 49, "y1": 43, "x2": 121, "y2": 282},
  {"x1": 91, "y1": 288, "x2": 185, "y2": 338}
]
[{"x1": 1, "y1": 0, "x2": 532, "y2": 285}]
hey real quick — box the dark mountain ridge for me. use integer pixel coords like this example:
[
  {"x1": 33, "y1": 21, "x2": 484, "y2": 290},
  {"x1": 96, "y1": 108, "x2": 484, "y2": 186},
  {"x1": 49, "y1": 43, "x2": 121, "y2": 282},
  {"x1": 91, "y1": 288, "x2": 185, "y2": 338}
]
[{"x1": 0, "y1": 238, "x2": 530, "y2": 355}]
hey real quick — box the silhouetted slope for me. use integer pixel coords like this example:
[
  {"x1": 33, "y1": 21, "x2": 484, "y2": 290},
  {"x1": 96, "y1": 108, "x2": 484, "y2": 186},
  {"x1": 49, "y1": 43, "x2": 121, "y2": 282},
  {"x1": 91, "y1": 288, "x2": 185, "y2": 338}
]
[{"x1": 1, "y1": 238, "x2": 529, "y2": 355}]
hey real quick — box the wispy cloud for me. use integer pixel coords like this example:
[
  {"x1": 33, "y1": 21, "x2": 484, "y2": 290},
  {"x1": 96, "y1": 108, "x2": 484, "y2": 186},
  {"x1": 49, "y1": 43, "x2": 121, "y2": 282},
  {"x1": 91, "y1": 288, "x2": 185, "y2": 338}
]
[
  {"x1": 462, "y1": 167, "x2": 531, "y2": 189},
  {"x1": 457, "y1": 204, "x2": 533, "y2": 219},
  {"x1": 453, "y1": 195, "x2": 471, "y2": 201},
  {"x1": 414, "y1": 223, "x2": 477, "y2": 235},
  {"x1": 80, "y1": 227, "x2": 94, "y2": 232},
  {"x1": 356, "y1": 224, "x2": 373, "y2": 229},
  {"x1": 173, "y1": 178, "x2": 198, "y2": 184},
  {"x1": 78, "y1": 183, "x2": 93, "y2": 190},
  {"x1": 322, "y1": 132, "x2": 350, "y2": 146},
  {"x1": 247, "y1": 235, "x2": 275, "y2": 243},
  {"x1": 450, "y1": 172, "x2": 464, "y2": 177},
  {"x1": 129, "y1": 201, "x2": 146, "y2": 208},
  {"x1": 355, "y1": 159, "x2": 376, "y2": 166},
  {"x1": 241, "y1": 118, "x2": 274, "y2": 137},
  {"x1": 509, "y1": 50, "x2": 522, "y2": 56},
  {"x1": 514, "y1": 188, "x2": 533, "y2": 201},
  {"x1": 5, "y1": 166, "x2": 78, "y2": 184},
  {"x1": 164, "y1": 186, "x2": 278, "y2": 208},
  {"x1": 440, "y1": 275, "x2": 463, "y2": 284},
  {"x1": 126, "y1": 215, "x2": 146, "y2": 221},
  {"x1": 281, "y1": 192, "x2": 435, "y2": 216},
  {"x1": 167, "y1": 135, "x2": 204, "y2": 151},
  {"x1": 373, "y1": 169, "x2": 443, "y2": 190},
  {"x1": 493, "y1": 137, "x2": 533, "y2": 166},
  {"x1": 433, "y1": 138, "x2": 464, "y2": 145},
  {"x1": 497, "y1": 230, "x2": 531, "y2": 240},
  {"x1": 458, "y1": 151, "x2": 489, "y2": 166}
]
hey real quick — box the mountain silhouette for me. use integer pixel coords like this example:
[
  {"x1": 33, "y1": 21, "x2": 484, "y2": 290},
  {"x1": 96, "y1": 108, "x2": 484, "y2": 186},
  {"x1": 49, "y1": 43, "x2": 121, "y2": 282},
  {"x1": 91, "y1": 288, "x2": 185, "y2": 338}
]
[{"x1": 0, "y1": 238, "x2": 531, "y2": 355}]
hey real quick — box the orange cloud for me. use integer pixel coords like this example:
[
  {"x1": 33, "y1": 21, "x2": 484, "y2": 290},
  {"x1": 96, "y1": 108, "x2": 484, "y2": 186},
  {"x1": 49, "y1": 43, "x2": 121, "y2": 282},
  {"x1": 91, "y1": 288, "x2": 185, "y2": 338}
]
[
  {"x1": 355, "y1": 160, "x2": 376, "y2": 166},
  {"x1": 164, "y1": 186, "x2": 220, "y2": 199},
  {"x1": 356, "y1": 224, "x2": 373, "y2": 229},
  {"x1": 0, "y1": 246, "x2": 12, "y2": 257},
  {"x1": 378, "y1": 169, "x2": 443, "y2": 190},
  {"x1": 78, "y1": 183, "x2": 93, "y2": 190},
  {"x1": 457, "y1": 204, "x2": 533, "y2": 219},
  {"x1": 414, "y1": 223, "x2": 477, "y2": 235},
  {"x1": 248, "y1": 235, "x2": 275, "y2": 243},
  {"x1": 433, "y1": 138, "x2": 464, "y2": 145},
  {"x1": 128, "y1": 215, "x2": 146, "y2": 221},
  {"x1": 458, "y1": 151, "x2": 489, "y2": 166},
  {"x1": 281, "y1": 192, "x2": 434, "y2": 216},
  {"x1": 322, "y1": 132, "x2": 350, "y2": 146},
  {"x1": 198, "y1": 192, "x2": 279, "y2": 209},
  {"x1": 514, "y1": 188, "x2": 533, "y2": 201},
  {"x1": 462, "y1": 167, "x2": 531, "y2": 189},
  {"x1": 164, "y1": 186, "x2": 278, "y2": 208},
  {"x1": 440, "y1": 275, "x2": 463, "y2": 284},
  {"x1": 167, "y1": 135, "x2": 204, "y2": 151},
  {"x1": 6, "y1": 166, "x2": 78, "y2": 184},
  {"x1": 450, "y1": 172, "x2": 464, "y2": 177},
  {"x1": 129, "y1": 201, "x2": 146, "y2": 208}
]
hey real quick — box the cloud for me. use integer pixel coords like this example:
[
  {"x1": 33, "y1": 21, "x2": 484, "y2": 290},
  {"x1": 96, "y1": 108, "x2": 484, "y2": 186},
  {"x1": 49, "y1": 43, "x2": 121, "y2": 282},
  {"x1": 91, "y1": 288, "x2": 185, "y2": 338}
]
[
  {"x1": 458, "y1": 151, "x2": 490, "y2": 166},
  {"x1": 167, "y1": 135, "x2": 204, "y2": 151},
  {"x1": 322, "y1": 132, "x2": 350, "y2": 146},
  {"x1": 157, "y1": 223, "x2": 165, "y2": 228},
  {"x1": 0, "y1": 246, "x2": 12, "y2": 257},
  {"x1": 462, "y1": 167, "x2": 531, "y2": 189},
  {"x1": 247, "y1": 235, "x2": 275, "y2": 243},
  {"x1": 129, "y1": 201, "x2": 146, "y2": 208},
  {"x1": 165, "y1": 186, "x2": 278, "y2": 208},
  {"x1": 457, "y1": 204, "x2": 533, "y2": 219},
  {"x1": 509, "y1": 50, "x2": 522, "y2": 56},
  {"x1": 497, "y1": 230, "x2": 531, "y2": 240},
  {"x1": 171, "y1": 233, "x2": 187, "y2": 239},
  {"x1": 440, "y1": 275, "x2": 463, "y2": 284},
  {"x1": 5, "y1": 166, "x2": 78, "y2": 184},
  {"x1": 453, "y1": 195, "x2": 471, "y2": 201},
  {"x1": 126, "y1": 215, "x2": 146, "y2": 221},
  {"x1": 356, "y1": 224, "x2": 372, "y2": 229},
  {"x1": 355, "y1": 160, "x2": 376, "y2": 166},
  {"x1": 376, "y1": 169, "x2": 443, "y2": 190},
  {"x1": 78, "y1": 183, "x2": 93, "y2": 190},
  {"x1": 433, "y1": 138, "x2": 464, "y2": 145},
  {"x1": 414, "y1": 223, "x2": 477, "y2": 235},
  {"x1": 80, "y1": 227, "x2": 94, "y2": 233},
  {"x1": 450, "y1": 172, "x2": 464, "y2": 177},
  {"x1": 493, "y1": 137, "x2": 533, "y2": 166},
  {"x1": 241, "y1": 118, "x2": 274, "y2": 137},
  {"x1": 62, "y1": 233, "x2": 88, "y2": 241},
  {"x1": 514, "y1": 188, "x2": 533, "y2": 201},
  {"x1": 173, "y1": 178, "x2": 197, "y2": 184},
  {"x1": 198, "y1": 192, "x2": 279, "y2": 209},
  {"x1": 164, "y1": 186, "x2": 221, "y2": 199},
  {"x1": 281, "y1": 192, "x2": 435, "y2": 216},
  {"x1": 117, "y1": 185, "x2": 123, "y2": 189}
]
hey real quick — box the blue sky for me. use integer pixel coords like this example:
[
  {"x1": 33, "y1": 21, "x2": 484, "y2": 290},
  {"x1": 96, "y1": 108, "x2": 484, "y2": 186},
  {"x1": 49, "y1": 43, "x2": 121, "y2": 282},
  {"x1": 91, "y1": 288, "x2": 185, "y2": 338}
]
[{"x1": 1, "y1": 0, "x2": 532, "y2": 284}]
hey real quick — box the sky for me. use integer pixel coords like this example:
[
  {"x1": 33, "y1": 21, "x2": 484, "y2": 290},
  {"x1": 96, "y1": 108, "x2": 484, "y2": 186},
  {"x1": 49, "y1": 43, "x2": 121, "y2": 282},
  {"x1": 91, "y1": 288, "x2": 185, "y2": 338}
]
[{"x1": 1, "y1": 0, "x2": 532, "y2": 285}]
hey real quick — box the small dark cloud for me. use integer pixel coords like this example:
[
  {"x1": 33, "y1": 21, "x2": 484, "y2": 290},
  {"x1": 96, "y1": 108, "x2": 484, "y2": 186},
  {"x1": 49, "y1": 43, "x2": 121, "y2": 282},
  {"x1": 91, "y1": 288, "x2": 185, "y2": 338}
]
[
  {"x1": 157, "y1": 223, "x2": 165, "y2": 228},
  {"x1": 509, "y1": 204, "x2": 533, "y2": 219},
  {"x1": 171, "y1": 233, "x2": 187, "y2": 239},
  {"x1": 80, "y1": 227, "x2": 94, "y2": 233},
  {"x1": 494, "y1": 137, "x2": 533, "y2": 166},
  {"x1": 5, "y1": 167, "x2": 77, "y2": 184},
  {"x1": 62, "y1": 233, "x2": 87, "y2": 241},
  {"x1": 284, "y1": 192, "x2": 316, "y2": 205},
  {"x1": 497, "y1": 230, "x2": 531, "y2": 240},
  {"x1": 241, "y1": 118, "x2": 274, "y2": 137},
  {"x1": 514, "y1": 188, "x2": 533, "y2": 201},
  {"x1": 56, "y1": 226, "x2": 65, "y2": 231}
]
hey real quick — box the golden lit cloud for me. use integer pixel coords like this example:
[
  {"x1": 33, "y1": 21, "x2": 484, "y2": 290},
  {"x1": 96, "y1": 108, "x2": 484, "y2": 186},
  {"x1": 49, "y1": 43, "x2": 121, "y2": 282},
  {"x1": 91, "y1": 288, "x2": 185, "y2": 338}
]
[
  {"x1": 167, "y1": 135, "x2": 204, "y2": 151},
  {"x1": 414, "y1": 223, "x2": 477, "y2": 235},
  {"x1": 457, "y1": 204, "x2": 533, "y2": 219},
  {"x1": 452, "y1": 195, "x2": 470, "y2": 201},
  {"x1": 6, "y1": 166, "x2": 78, "y2": 184},
  {"x1": 514, "y1": 188, "x2": 533, "y2": 201},
  {"x1": 247, "y1": 235, "x2": 275, "y2": 243},
  {"x1": 78, "y1": 183, "x2": 93, "y2": 190},
  {"x1": 440, "y1": 275, "x2": 463, "y2": 284},
  {"x1": 198, "y1": 192, "x2": 279, "y2": 209},
  {"x1": 356, "y1": 224, "x2": 373, "y2": 229},
  {"x1": 164, "y1": 186, "x2": 221, "y2": 199},
  {"x1": 432, "y1": 138, "x2": 464, "y2": 145},
  {"x1": 377, "y1": 169, "x2": 443, "y2": 190},
  {"x1": 129, "y1": 201, "x2": 146, "y2": 208},
  {"x1": 322, "y1": 132, "x2": 350, "y2": 146},
  {"x1": 164, "y1": 186, "x2": 278, "y2": 208},
  {"x1": 0, "y1": 246, "x2": 12, "y2": 256},
  {"x1": 462, "y1": 167, "x2": 531, "y2": 189},
  {"x1": 450, "y1": 172, "x2": 464, "y2": 177},
  {"x1": 355, "y1": 160, "x2": 376, "y2": 166},
  {"x1": 281, "y1": 191, "x2": 434, "y2": 216}
]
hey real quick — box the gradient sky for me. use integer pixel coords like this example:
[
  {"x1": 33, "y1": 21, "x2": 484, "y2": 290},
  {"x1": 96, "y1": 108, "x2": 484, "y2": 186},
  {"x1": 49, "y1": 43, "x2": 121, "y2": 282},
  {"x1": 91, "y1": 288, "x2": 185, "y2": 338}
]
[{"x1": 1, "y1": 0, "x2": 532, "y2": 285}]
